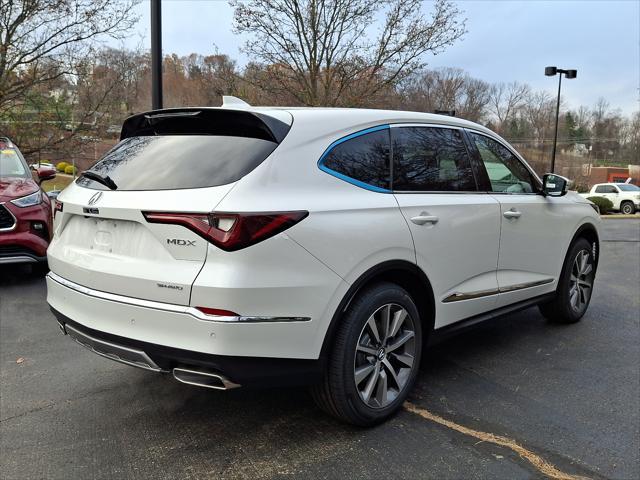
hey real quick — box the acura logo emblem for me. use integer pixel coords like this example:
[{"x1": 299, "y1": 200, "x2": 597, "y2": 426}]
[{"x1": 87, "y1": 192, "x2": 103, "y2": 206}]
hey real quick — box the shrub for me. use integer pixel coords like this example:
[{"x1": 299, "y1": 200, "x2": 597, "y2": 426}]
[
  {"x1": 64, "y1": 165, "x2": 77, "y2": 175},
  {"x1": 586, "y1": 196, "x2": 613, "y2": 214},
  {"x1": 56, "y1": 162, "x2": 68, "y2": 172}
]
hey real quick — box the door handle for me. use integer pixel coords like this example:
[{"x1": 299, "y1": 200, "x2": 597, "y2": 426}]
[
  {"x1": 503, "y1": 210, "x2": 522, "y2": 219},
  {"x1": 410, "y1": 214, "x2": 439, "y2": 225}
]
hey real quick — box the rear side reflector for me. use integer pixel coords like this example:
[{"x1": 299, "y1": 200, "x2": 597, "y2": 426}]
[
  {"x1": 142, "y1": 211, "x2": 308, "y2": 251},
  {"x1": 195, "y1": 307, "x2": 239, "y2": 317}
]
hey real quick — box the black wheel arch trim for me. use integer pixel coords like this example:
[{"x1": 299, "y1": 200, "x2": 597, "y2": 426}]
[
  {"x1": 319, "y1": 260, "x2": 435, "y2": 359},
  {"x1": 569, "y1": 222, "x2": 600, "y2": 270}
]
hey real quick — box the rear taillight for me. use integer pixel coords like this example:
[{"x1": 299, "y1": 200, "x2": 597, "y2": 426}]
[
  {"x1": 54, "y1": 200, "x2": 63, "y2": 217},
  {"x1": 142, "y1": 211, "x2": 308, "y2": 251}
]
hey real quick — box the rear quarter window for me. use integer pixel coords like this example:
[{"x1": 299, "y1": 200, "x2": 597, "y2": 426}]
[
  {"x1": 76, "y1": 135, "x2": 278, "y2": 191},
  {"x1": 319, "y1": 128, "x2": 391, "y2": 191}
]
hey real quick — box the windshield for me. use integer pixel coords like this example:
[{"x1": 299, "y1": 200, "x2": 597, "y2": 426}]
[
  {"x1": 76, "y1": 135, "x2": 278, "y2": 191},
  {"x1": 0, "y1": 148, "x2": 30, "y2": 179},
  {"x1": 617, "y1": 184, "x2": 639, "y2": 191}
]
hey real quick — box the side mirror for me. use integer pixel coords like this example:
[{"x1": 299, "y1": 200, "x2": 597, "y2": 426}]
[
  {"x1": 36, "y1": 167, "x2": 56, "y2": 185},
  {"x1": 542, "y1": 173, "x2": 569, "y2": 197}
]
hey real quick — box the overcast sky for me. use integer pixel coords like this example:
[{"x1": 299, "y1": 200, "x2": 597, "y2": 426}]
[{"x1": 116, "y1": 0, "x2": 640, "y2": 115}]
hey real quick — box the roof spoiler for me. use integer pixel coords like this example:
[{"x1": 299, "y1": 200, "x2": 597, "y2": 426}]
[{"x1": 120, "y1": 107, "x2": 291, "y2": 143}]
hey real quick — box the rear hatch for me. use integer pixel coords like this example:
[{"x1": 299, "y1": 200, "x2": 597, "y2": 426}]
[{"x1": 48, "y1": 108, "x2": 292, "y2": 304}]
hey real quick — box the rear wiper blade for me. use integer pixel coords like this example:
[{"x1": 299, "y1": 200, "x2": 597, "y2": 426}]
[{"x1": 80, "y1": 171, "x2": 118, "y2": 190}]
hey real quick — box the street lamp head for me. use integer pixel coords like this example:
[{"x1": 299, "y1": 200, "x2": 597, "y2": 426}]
[
  {"x1": 565, "y1": 69, "x2": 577, "y2": 79},
  {"x1": 545, "y1": 66, "x2": 558, "y2": 76}
]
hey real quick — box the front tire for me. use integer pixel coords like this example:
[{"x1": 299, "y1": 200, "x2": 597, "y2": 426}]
[
  {"x1": 620, "y1": 201, "x2": 635, "y2": 215},
  {"x1": 539, "y1": 237, "x2": 596, "y2": 323},
  {"x1": 312, "y1": 282, "x2": 422, "y2": 426}
]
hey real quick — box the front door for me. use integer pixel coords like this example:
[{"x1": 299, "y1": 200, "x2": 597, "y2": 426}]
[{"x1": 466, "y1": 131, "x2": 573, "y2": 307}]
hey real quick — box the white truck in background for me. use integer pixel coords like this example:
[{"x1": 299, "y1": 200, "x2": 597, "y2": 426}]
[{"x1": 580, "y1": 183, "x2": 640, "y2": 214}]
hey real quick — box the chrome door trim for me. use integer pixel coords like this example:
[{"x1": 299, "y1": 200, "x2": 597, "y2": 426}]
[
  {"x1": 443, "y1": 278, "x2": 554, "y2": 303},
  {"x1": 47, "y1": 272, "x2": 311, "y2": 323},
  {"x1": 498, "y1": 278, "x2": 554, "y2": 294},
  {"x1": 442, "y1": 287, "x2": 500, "y2": 303}
]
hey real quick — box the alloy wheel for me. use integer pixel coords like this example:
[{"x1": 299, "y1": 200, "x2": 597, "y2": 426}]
[
  {"x1": 353, "y1": 303, "x2": 416, "y2": 409},
  {"x1": 569, "y1": 249, "x2": 594, "y2": 312}
]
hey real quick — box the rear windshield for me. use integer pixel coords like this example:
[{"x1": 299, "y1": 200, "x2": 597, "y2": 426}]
[{"x1": 76, "y1": 135, "x2": 278, "y2": 191}]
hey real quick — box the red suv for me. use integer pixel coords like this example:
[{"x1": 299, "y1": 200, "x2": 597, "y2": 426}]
[{"x1": 0, "y1": 137, "x2": 56, "y2": 266}]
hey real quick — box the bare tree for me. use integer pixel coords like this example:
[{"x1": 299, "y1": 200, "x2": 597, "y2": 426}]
[
  {"x1": 230, "y1": 0, "x2": 466, "y2": 106},
  {"x1": 400, "y1": 67, "x2": 490, "y2": 122},
  {"x1": 0, "y1": 0, "x2": 139, "y2": 112},
  {"x1": 488, "y1": 81, "x2": 530, "y2": 133}
]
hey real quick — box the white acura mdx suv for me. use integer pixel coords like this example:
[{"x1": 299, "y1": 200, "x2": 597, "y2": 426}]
[{"x1": 47, "y1": 98, "x2": 600, "y2": 425}]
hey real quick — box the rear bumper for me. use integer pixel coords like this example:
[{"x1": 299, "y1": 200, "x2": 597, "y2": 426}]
[
  {"x1": 52, "y1": 309, "x2": 323, "y2": 388},
  {"x1": 46, "y1": 271, "x2": 327, "y2": 386}
]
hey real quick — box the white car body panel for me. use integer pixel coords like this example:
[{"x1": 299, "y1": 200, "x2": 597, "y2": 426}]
[{"x1": 394, "y1": 193, "x2": 502, "y2": 328}]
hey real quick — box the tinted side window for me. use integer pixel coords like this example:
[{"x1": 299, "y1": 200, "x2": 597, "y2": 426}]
[
  {"x1": 470, "y1": 133, "x2": 534, "y2": 194},
  {"x1": 595, "y1": 185, "x2": 616, "y2": 193},
  {"x1": 392, "y1": 127, "x2": 476, "y2": 191},
  {"x1": 321, "y1": 129, "x2": 391, "y2": 190}
]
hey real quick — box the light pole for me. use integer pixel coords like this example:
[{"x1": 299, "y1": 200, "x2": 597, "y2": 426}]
[
  {"x1": 151, "y1": 0, "x2": 163, "y2": 109},
  {"x1": 545, "y1": 66, "x2": 576, "y2": 173}
]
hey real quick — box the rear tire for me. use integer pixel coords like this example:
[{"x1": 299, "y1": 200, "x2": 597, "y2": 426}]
[
  {"x1": 312, "y1": 282, "x2": 422, "y2": 426},
  {"x1": 620, "y1": 201, "x2": 635, "y2": 215},
  {"x1": 538, "y1": 237, "x2": 596, "y2": 324}
]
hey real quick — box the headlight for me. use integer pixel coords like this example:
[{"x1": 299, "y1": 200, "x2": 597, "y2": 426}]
[
  {"x1": 10, "y1": 190, "x2": 42, "y2": 208},
  {"x1": 589, "y1": 202, "x2": 600, "y2": 214}
]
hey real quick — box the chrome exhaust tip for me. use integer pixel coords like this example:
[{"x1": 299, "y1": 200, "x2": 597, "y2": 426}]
[{"x1": 172, "y1": 367, "x2": 241, "y2": 390}]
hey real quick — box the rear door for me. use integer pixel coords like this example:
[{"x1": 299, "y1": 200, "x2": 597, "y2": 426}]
[
  {"x1": 391, "y1": 125, "x2": 502, "y2": 328},
  {"x1": 48, "y1": 109, "x2": 291, "y2": 305},
  {"x1": 593, "y1": 184, "x2": 620, "y2": 209}
]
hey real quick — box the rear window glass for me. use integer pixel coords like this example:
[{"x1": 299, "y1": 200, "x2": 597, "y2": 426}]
[{"x1": 76, "y1": 135, "x2": 278, "y2": 191}]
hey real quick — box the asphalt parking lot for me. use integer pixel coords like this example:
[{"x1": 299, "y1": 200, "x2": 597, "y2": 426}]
[{"x1": 1, "y1": 220, "x2": 638, "y2": 480}]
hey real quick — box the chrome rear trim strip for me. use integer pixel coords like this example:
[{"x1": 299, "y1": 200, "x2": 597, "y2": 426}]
[
  {"x1": 443, "y1": 278, "x2": 554, "y2": 303},
  {"x1": 47, "y1": 272, "x2": 311, "y2": 323}
]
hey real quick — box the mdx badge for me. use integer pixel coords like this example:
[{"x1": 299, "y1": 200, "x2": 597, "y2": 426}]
[{"x1": 167, "y1": 238, "x2": 196, "y2": 246}]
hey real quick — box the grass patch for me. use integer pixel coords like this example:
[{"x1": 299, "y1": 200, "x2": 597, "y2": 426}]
[{"x1": 41, "y1": 174, "x2": 74, "y2": 192}]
